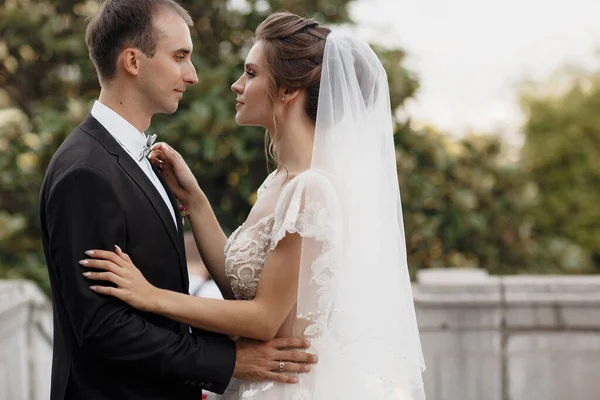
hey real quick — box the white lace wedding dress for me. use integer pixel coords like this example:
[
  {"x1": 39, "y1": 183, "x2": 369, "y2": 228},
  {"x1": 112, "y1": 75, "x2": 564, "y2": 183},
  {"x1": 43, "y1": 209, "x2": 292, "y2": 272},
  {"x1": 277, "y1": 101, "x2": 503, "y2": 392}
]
[{"x1": 207, "y1": 169, "x2": 334, "y2": 400}]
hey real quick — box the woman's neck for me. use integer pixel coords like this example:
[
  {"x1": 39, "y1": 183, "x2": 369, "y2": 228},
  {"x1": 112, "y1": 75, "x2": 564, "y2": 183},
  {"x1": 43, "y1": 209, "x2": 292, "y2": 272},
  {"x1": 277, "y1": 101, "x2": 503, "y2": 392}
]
[{"x1": 275, "y1": 116, "x2": 314, "y2": 176}]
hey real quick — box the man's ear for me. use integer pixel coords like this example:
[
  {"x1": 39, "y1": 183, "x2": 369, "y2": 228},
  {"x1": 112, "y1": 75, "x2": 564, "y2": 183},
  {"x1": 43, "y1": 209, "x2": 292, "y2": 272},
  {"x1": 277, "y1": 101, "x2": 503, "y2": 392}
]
[
  {"x1": 121, "y1": 48, "x2": 141, "y2": 77},
  {"x1": 279, "y1": 87, "x2": 300, "y2": 103}
]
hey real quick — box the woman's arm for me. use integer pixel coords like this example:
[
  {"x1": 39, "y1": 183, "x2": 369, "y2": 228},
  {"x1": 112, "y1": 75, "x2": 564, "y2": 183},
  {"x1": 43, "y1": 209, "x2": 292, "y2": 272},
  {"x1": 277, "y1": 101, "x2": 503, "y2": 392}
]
[
  {"x1": 155, "y1": 232, "x2": 301, "y2": 341},
  {"x1": 83, "y1": 232, "x2": 302, "y2": 341},
  {"x1": 186, "y1": 192, "x2": 234, "y2": 300},
  {"x1": 149, "y1": 143, "x2": 234, "y2": 299}
]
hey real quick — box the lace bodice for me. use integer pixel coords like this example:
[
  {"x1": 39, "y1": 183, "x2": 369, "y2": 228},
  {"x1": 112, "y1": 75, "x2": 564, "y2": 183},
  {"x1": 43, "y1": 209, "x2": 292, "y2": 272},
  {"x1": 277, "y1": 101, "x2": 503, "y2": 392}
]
[
  {"x1": 223, "y1": 171, "x2": 275, "y2": 300},
  {"x1": 224, "y1": 214, "x2": 276, "y2": 300},
  {"x1": 224, "y1": 170, "x2": 314, "y2": 300}
]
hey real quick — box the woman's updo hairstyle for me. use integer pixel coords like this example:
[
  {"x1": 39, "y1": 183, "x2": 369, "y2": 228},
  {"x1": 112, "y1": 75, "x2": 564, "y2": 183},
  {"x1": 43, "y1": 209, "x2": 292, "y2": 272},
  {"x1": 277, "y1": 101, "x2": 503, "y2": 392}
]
[{"x1": 254, "y1": 12, "x2": 331, "y2": 164}]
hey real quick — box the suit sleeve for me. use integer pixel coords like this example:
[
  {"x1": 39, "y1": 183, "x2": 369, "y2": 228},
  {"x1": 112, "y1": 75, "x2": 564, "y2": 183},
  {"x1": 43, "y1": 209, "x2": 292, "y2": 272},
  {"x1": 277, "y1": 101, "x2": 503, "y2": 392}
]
[{"x1": 44, "y1": 165, "x2": 235, "y2": 393}]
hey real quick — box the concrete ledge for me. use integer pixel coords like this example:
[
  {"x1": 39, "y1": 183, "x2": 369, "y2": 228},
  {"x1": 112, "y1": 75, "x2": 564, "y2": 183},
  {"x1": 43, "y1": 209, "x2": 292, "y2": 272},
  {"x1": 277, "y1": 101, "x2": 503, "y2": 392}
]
[
  {"x1": 0, "y1": 280, "x2": 52, "y2": 400},
  {"x1": 3, "y1": 271, "x2": 600, "y2": 400},
  {"x1": 414, "y1": 269, "x2": 600, "y2": 400}
]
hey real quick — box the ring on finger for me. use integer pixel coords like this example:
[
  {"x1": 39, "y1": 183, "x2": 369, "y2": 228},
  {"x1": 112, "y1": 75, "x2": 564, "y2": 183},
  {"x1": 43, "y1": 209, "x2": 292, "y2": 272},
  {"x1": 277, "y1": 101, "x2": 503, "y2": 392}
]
[{"x1": 278, "y1": 362, "x2": 285, "y2": 372}]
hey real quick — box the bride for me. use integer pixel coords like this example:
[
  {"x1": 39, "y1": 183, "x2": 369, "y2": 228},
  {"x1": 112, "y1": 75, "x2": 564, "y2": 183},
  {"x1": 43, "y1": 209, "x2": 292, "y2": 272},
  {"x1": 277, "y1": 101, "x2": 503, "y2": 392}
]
[{"x1": 81, "y1": 11, "x2": 426, "y2": 399}]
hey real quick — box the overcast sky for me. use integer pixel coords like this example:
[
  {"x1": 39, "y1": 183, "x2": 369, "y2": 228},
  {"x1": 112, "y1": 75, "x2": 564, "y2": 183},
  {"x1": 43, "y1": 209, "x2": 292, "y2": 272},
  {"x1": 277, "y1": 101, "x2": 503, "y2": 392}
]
[{"x1": 349, "y1": 0, "x2": 600, "y2": 142}]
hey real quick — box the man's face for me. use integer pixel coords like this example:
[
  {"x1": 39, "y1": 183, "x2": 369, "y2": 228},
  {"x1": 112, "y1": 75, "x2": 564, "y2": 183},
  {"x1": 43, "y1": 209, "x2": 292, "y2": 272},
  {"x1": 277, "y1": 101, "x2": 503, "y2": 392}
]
[{"x1": 137, "y1": 10, "x2": 198, "y2": 115}]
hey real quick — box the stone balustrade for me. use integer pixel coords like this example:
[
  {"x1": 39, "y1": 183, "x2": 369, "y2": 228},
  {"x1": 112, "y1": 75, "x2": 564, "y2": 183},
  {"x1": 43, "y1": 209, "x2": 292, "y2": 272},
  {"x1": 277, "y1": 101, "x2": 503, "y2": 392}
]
[
  {"x1": 415, "y1": 269, "x2": 600, "y2": 400},
  {"x1": 0, "y1": 280, "x2": 52, "y2": 400},
  {"x1": 2, "y1": 270, "x2": 600, "y2": 400}
]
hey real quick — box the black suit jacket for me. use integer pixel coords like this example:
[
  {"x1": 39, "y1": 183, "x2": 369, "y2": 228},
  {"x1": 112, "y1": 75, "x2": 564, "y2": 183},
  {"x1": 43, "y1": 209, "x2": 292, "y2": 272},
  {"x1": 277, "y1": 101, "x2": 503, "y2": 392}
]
[{"x1": 39, "y1": 114, "x2": 235, "y2": 400}]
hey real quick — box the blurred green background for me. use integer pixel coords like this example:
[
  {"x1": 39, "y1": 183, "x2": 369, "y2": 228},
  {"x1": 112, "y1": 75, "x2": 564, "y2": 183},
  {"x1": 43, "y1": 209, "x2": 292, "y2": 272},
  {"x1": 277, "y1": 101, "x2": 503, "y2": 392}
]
[{"x1": 1, "y1": 0, "x2": 598, "y2": 295}]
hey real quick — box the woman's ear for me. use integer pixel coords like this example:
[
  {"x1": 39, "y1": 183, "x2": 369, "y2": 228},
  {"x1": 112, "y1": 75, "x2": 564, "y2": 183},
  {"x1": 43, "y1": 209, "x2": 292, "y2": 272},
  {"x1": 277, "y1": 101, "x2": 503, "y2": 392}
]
[{"x1": 279, "y1": 87, "x2": 300, "y2": 104}]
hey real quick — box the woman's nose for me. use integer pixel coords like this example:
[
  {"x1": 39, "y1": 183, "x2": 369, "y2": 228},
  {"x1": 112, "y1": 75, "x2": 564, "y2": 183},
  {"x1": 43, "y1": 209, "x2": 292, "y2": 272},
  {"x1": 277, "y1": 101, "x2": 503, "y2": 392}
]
[{"x1": 231, "y1": 76, "x2": 243, "y2": 94}]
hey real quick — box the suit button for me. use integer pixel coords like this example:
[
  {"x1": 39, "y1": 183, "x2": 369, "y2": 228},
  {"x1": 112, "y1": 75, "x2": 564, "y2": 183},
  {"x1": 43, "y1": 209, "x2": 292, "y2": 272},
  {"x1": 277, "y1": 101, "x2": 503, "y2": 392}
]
[
  {"x1": 205, "y1": 383, "x2": 213, "y2": 389},
  {"x1": 184, "y1": 380, "x2": 190, "y2": 384}
]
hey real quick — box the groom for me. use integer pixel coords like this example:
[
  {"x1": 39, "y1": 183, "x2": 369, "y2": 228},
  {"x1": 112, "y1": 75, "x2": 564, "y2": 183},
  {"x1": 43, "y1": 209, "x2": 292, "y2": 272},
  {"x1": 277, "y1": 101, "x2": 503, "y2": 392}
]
[{"x1": 39, "y1": 1, "x2": 315, "y2": 399}]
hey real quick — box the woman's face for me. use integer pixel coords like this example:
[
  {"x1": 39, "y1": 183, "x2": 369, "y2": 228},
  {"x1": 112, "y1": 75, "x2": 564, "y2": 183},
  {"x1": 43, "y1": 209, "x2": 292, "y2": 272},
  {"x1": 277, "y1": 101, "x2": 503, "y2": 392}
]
[{"x1": 231, "y1": 41, "x2": 274, "y2": 130}]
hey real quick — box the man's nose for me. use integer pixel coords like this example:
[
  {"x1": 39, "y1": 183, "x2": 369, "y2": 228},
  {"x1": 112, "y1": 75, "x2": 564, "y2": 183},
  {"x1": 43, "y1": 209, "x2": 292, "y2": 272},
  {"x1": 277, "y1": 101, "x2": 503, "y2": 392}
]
[{"x1": 185, "y1": 62, "x2": 198, "y2": 85}]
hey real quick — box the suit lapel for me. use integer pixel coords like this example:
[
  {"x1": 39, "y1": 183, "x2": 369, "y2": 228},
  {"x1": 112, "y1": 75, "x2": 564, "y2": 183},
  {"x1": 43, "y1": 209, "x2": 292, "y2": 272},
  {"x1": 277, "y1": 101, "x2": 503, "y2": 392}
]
[
  {"x1": 117, "y1": 153, "x2": 184, "y2": 261},
  {"x1": 79, "y1": 114, "x2": 184, "y2": 271},
  {"x1": 152, "y1": 163, "x2": 190, "y2": 292}
]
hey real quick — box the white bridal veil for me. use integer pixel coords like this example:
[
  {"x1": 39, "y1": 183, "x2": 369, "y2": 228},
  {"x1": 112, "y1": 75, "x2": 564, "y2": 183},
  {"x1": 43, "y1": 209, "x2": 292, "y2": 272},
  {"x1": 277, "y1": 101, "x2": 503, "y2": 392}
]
[{"x1": 288, "y1": 31, "x2": 427, "y2": 399}]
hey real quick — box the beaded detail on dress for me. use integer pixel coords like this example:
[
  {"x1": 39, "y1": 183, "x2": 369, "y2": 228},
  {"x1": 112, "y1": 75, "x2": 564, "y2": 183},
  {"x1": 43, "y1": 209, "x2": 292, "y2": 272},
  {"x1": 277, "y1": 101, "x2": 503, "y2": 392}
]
[{"x1": 224, "y1": 214, "x2": 276, "y2": 300}]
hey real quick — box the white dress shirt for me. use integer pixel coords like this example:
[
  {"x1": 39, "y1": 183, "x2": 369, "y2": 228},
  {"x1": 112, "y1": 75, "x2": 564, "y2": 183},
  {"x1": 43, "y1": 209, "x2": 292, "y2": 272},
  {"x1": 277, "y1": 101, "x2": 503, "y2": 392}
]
[
  {"x1": 91, "y1": 100, "x2": 178, "y2": 230},
  {"x1": 188, "y1": 276, "x2": 223, "y2": 300}
]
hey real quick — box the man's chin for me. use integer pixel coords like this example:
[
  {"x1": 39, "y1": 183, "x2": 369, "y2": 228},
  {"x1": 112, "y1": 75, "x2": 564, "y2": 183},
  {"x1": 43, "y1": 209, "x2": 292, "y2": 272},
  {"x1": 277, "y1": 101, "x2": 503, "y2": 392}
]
[{"x1": 157, "y1": 103, "x2": 179, "y2": 115}]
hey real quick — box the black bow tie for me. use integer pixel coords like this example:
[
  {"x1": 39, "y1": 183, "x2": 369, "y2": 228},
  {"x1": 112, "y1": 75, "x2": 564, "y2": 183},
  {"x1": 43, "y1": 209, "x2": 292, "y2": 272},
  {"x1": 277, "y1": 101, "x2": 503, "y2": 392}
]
[{"x1": 138, "y1": 134, "x2": 157, "y2": 161}]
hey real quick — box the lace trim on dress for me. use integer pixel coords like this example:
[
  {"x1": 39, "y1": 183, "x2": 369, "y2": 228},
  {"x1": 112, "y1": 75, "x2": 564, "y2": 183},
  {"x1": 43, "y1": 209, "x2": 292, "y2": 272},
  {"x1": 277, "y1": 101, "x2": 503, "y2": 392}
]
[{"x1": 224, "y1": 214, "x2": 275, "y2": 300}]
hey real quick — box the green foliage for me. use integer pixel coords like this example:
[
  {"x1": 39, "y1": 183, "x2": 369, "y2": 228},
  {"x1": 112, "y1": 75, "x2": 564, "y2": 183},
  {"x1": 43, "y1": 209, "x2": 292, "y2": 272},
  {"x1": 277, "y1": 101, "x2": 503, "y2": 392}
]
[
  {"x1": 0, "y1": 0, "x2": 358, "y2": 292},
  {"x1": 0, "y1": 0, "x2": 594, "y2": 295},
  {"x1": 521, "y1": 67, "x2": 600, "y2": 266},
  {"x1": 396, "y1": 125, "x2": 593, "y2": 275}
]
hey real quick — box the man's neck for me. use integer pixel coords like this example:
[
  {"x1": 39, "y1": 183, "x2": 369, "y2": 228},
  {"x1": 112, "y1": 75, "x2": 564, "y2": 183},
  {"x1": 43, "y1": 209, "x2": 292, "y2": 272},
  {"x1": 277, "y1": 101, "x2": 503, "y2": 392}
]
[{"x1": 98, "y1": 88, "x2": 151, "y2": 133}]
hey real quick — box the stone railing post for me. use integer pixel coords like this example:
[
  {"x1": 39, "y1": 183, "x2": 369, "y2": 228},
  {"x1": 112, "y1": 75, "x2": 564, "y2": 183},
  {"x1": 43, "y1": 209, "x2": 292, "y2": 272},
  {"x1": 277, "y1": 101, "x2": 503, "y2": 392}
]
[
  {"x1": 0, "y1": 280, "x2": 52, "y2": 400},
  {"x1": 414, "y1": 269, "x2": 600, "y2": 400}
]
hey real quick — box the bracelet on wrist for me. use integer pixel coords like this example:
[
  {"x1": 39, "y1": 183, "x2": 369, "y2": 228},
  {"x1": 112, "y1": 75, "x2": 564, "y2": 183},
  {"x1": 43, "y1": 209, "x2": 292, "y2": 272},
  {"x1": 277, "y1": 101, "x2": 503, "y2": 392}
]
[{"x1": 177, "y1": 199, "x2": 190, "y2": 225}]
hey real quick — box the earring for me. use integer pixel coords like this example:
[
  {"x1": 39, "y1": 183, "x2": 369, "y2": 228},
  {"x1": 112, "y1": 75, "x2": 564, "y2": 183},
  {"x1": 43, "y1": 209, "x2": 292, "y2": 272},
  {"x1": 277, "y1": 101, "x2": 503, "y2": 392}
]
[{"x1": 281, "y1": 96, "x2": 285, "y2": 102}]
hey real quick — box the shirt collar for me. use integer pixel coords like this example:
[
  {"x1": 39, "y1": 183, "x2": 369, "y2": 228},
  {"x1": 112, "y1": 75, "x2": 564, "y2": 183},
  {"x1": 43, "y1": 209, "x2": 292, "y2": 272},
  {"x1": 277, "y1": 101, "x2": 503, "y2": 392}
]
[{"x1": 91, "y1": 100, "x2": 149, "y2": 162}]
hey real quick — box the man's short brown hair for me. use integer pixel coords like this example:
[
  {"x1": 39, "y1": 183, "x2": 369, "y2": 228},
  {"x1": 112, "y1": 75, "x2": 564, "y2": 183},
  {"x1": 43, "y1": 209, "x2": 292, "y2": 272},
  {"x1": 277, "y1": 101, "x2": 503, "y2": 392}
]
[{"x1": 85, "y1": 0, "x2": 193, "y2": 82}]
